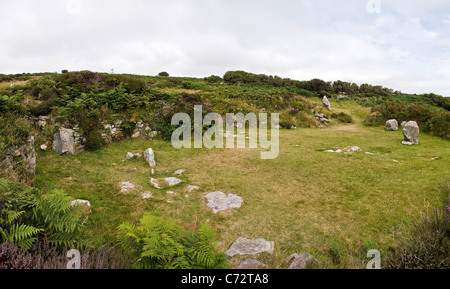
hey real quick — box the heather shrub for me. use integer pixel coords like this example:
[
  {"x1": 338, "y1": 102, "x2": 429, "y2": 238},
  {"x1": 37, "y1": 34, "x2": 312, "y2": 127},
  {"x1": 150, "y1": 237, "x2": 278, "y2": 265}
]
[
  {"x1": 384, "y1": 204, "x2": 450, "y2": 269},
  {"x1": 0, "y1": 241, "x2": 132, "y2": 269}
]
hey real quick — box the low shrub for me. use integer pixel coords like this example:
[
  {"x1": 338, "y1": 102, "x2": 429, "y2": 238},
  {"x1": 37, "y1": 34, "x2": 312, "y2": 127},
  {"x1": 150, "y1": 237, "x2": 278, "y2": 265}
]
[
  {"x1": 384, "y1": 205, "x2": 450, "y2": 269},
  {"x1": 331, "y1": 112, "x2": 353, "y2": 123},
  {"x1": 0, "y1": 241, "x2": 131, "y2": 269}
]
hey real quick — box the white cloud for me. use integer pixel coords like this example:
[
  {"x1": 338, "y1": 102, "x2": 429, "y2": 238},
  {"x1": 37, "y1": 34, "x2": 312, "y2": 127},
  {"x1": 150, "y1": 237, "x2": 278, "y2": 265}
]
[{"x1": 0, "y1": 0, "x2": 449, "y2": 95}]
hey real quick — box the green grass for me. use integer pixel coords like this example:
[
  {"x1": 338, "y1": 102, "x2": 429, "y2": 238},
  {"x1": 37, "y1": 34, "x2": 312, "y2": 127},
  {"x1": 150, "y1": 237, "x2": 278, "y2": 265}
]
[{"x1": 34, "y1": 101, "x2": 450, "y2": 268}]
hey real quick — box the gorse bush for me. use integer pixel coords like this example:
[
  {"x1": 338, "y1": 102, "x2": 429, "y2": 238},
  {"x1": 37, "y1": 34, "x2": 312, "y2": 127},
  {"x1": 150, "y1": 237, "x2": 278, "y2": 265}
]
[{"x1": 118, "y1": 213, "x2": 229, "y2": 269}]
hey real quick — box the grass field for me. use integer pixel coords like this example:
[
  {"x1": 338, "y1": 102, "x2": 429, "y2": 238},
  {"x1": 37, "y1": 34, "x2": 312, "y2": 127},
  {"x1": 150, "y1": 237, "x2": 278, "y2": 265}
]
[{"x1": 33, "y1": 101, "x2": 450, "y2": 268}]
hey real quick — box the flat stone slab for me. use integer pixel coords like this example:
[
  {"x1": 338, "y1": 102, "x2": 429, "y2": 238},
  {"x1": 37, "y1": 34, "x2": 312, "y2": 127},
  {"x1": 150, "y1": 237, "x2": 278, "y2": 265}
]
[
  {"x1": 286, "y1": 253, "x2": 316, "y2": 269},
  {"x1": 142, "y1": 192, "x2": 153, "y2": 199},
  {"x1": 225, "y1": 237, "x2": 274, "y2": 257},
  {"x1": 186, "y1": 185, "x2": 199, "y2": 193},
  {"x1": 173, "y1": 169, "x2": 184, "y2": 175},
  {"x1": 121, "y1": 181, "x2": 135, "y2": 192},
  {"x1": 150, "y1": 178, "x2": 162, "y2": 189},
  {"x1": 204, "y1": 191, "x2": 243, "y2": 214},
  {"x1": 236, "y1": 259, "x2": 267, "y2": 269},
  {"x1": 71, "y1": 199, "x2": 90, "y2": 207},
  {"x1": 343, "y1": 146, "x2": 360, "y2": 152},
  {"x1": 164, "y1": 177, "x2": 182, "y2": 187}
]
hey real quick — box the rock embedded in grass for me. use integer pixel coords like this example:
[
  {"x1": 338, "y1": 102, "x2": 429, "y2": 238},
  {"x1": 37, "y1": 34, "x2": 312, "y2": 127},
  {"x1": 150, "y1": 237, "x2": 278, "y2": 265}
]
[
  {"x1": 126, "y1": 152, "x2": 134, "y2": 159},
  {"x1": 204, "y1": 191, "x2": 243, "y2": 214},
  {"x1": 343, "y1": 146, "x2": 361, "y2": 152},
  {"x1": 150, "y1": 178, "x2": 162, "y2": 189},
  {"x1": 236, "y1": 259, "x2": 267, "y2": 269},
  {"x1": 71, "y1": 199, "x2": 91, "y2": 208},
  {"x1": 286, "y1": 253, "x2": 316, "y2": 269},
  {"x1": 121, "y1": 181, "x2": 136, "y2": 192},
  {"x1": 143, "y1": 148, "x2": 156, "y2": 167},
  {"x1": 142, "y1": 192, "x2": 153, "y2": 199},
  {"x1": 186, "y1": 185, "x2": 199, "y2": 193},
  {"x1": 164, "y1": 177, "x2": 182, "y2": 187},
  {"x1": 225, "y1": 237, "x2": 274, "y2": 257},
  {"x1": 173, "y1": 169, "x2": 184, "y2": 175}
]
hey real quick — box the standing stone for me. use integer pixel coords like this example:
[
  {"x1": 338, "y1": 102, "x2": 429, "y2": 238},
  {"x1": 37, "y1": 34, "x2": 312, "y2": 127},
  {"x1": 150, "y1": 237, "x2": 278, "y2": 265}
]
[
  {"x1": 385, "y1": 119, "x2": 399, "y2": 131},
  {"x1": 225, "y1": 237, "x2": 274, "y2": 257},
  {"x1": 402, "y1": 121, "x2": 419, "y2": 145},
  {"x1": 20, "y1": 136, "x2": 36, "y2": 175},
  {"x1": 322, "y1": 96, "x2": 331, "y2": 111},
  {"x1": 143, "y1": 148, "x2": 156, "y2": 167},
  {"x1": 53, "y1": 128, "x2": 76, "y2": 155}
]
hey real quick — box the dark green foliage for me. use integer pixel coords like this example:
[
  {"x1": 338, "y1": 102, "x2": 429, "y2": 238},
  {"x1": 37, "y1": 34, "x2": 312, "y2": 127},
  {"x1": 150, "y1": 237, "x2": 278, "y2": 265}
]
[
  {"x1": 158, "y1": 72, "x2": 169, "y2": 77},
  {"x1": 428, "y1": 111, "x2": 450, "y2": 139},
  {"x1": 77, "y1": 110, "x2": 105, "y2": 151},
  {"x1": 204, "y1": 75, "x2": 222, "y2": 83},
  {"x1": 118, "y1": 213, "x2": 229, "y2": 269},
  {"x1": 0, "y1": 178, "x2": 86, "y2": 249},
  {"x1": 363, "y1": 101, "x2": 450, "y2": 139},
  {"x1": 0, "y1": 92, "x2": 27, "y2": 114},
  {"x1": 61, "y1": 70, "x2": 69, "y2": 74},
  {"x1": 120, "y1": 120, "x2": 137, "y2": 139}
]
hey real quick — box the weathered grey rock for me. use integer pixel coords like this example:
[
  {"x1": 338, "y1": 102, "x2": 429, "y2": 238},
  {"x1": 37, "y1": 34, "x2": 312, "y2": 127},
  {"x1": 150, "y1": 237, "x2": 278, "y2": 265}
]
[
  {"x1": 186, "y1": 185, "x2": 199, "y2": 193},
  {"x1": 150, "y1": 178, "x2": 162, "y2": 189},
  {"x1": 343, "y1": 146, "x2": 360, "y2": 152},
  {"x1": 134, "y1": 153, "x2": 142, "y2": 158},
  {"x1": 322, "y1": 96, "x2": 331, "y2": 111},
  {"x1": 143, "y1": 148, "x2": 156, "y2": 167},
  {"x1": 386, "y1": 119, "x2": 399, "y2": 131},
  {"x1": 71, "y1": 199, "x2": 91, "y2": 207},
  {"x1": 225, "y1": 237, "x2": 274, "y2": 257},
  {"x1": 40, "y1": 144, "x2": 48, "y2": 151},
  {"x1": 402, "y1": 121, "x2": 419, "y2": 145},
  {"x1": 142, "y1": 192, "x2": 153, "y2": 199},
  {"x1": 173, "y1": 169, "x2": 184, "y2": 175},
  {"x1": 19, "y1": 136, "x2": 37, "y2": 175},
  {"x1": 38, "y1": 116, "x2": 48, "y2": 129},
  {"x1": 204, "y1": 191, "x2": 243, "y2": 214},
  {"x1": 401, "y1": 121, "x2": 407, "y2": 127},
  {"x1": 53, "y1": 128, "x2": 76, "y2": 155},
  {"x1": 164, "y1": 177, "x2": 182, "y2": 187},
  {"x1": 126, "y1": 152, "x2": 134, "y2": 160},
  {"x1": 120, "y1": 181, "x2": 135, "y2": 192},
  {"x1": 286, "y1": 253, "x2": 316, "y2": 269},
  {"x1": 237, "y1": 259, "x2": 267, "y2": 269}
]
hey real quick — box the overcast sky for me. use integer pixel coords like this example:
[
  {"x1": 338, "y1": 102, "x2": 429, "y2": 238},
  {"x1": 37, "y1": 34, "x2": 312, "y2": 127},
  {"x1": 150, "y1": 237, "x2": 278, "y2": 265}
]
[{"x1": 1, "y1": 0, "x2": 450, "y2": 96}]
